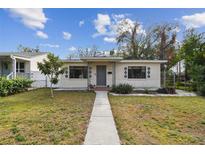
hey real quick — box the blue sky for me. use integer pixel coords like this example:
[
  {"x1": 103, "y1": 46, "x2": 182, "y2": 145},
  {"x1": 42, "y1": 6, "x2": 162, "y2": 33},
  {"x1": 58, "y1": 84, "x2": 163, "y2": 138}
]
[{"x1": 1, "y1": 8, "x2": 205, "y2": 58}]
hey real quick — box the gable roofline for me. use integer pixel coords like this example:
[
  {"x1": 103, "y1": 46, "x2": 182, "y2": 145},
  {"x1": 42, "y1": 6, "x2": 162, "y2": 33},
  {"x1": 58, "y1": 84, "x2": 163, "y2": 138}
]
[
  {"x1": 80, "y1": 56, "x2": 123, "y2": 62},
  {"x1": 120, "y1": 60, "x2": 167, "y2": 63},
  {"x1": 0, "y1": 52, "x2": 48, "y2": 58},
  {"x1": 61, "y1": 57, "x2": 167, "y2": 63},
  {"x1": 61, "y1": 58, "x2": 83, "y2": 63}
]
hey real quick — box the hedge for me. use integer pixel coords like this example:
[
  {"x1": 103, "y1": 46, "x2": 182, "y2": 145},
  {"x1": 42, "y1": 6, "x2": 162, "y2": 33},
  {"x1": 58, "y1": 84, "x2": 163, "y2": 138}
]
[{"x1": 0, "y1": 77, "x2": 33, "y2": 96}]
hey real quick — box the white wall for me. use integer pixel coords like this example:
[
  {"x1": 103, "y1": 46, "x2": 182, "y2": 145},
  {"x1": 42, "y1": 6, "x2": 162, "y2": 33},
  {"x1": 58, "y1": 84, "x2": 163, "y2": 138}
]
[
  {"x1": 57, "y1": 61, "x2": 161, "y2": 89},
  {"x1": 115, "y1": 62, "x2": 161, "y2": 88},
  {"x1": 58, "y1": 63, "x2": 88, "y2": 88},
  {"x1": 30, "y1": 54, "x2": 48, "y2": 71},
  {"x1": 29, "y1": 54, "x2": 48, "y2": 87}
]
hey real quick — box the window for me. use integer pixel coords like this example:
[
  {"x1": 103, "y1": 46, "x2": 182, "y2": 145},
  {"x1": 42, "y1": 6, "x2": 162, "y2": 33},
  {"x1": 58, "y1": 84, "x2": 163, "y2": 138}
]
[
  {"x1": 128, "y1": 66, "x2": 146, "y2": 79},
  {"x1": 16, "y1": 62, "x2": 25, "y2": 73},
  {"x1": 3, "y1": 63, "x2": 9, "y2": 70},
  {"x1": 69, "y1": 66, "x2": 88, "y2": 79}
]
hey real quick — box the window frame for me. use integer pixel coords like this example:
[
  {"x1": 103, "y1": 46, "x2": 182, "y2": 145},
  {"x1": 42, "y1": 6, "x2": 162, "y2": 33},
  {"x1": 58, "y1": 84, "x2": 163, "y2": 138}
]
[
  {"x1": 16, "y1": 62, "x2": 25, "y2": 73},
  {"x1": 69, "y1": 66, "x2": 88, "y2": 79},
  {"x1": 128, "y1": 66, "x2": 146, "y2": 79}
]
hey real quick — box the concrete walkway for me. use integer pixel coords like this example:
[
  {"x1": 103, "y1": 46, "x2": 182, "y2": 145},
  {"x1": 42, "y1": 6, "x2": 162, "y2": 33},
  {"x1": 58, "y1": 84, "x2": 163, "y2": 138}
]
[{"x1": 84, "y1": 91, "x2": 120, "y2": 145}]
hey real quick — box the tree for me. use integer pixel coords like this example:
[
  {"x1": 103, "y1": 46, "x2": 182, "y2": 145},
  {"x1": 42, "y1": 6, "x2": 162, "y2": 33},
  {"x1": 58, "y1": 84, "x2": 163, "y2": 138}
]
[
  {"x1": 150, "y1": 23, "x2": 178, "y2": 87},
  {"x1": 116, "y1": 20, "x2": 178, "y2": 61},
  {"x1": 37, "y1": 53, "x2": 66, "y2": 97},
  {"x1": 78, "y1": 45, "x2": 98, "y2": 57},
  {"x1": 151, "y1": 23, "x2": 177, "y2": 65},
  {"x1": 116, "y1": 20, "x2": 153, "y2": 59},
  {"x1": 109, "y1": 49, "x2": 115, "y2": 56},
  {"x1": 177, "y1": 29, "x2": 205, "y2": 94},
  {"x1": 17, "y1": 45, "x2": 40, "y2": 52}
]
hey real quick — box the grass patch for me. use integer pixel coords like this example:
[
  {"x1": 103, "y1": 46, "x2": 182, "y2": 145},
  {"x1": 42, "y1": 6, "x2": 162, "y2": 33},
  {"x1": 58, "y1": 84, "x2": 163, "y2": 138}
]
[
  {"x1": 109, "y1": 95, "x2": 205, "y2": 144},
  {"x1": 0, "y1": 88, "x2": 95, "y2": 144},
  {"x1": 15, "y1": 134, "x2": 26, "y2": 142}
]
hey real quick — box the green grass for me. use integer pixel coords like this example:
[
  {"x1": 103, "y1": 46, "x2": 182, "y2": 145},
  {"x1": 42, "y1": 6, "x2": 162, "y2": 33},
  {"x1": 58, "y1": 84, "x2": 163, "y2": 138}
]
[
  {"x1": 0, "y1": 88, "x2": 95, "y2": 144},
  {"x1": 109, "y1": 95, "x2": 205, "y2": 145}
]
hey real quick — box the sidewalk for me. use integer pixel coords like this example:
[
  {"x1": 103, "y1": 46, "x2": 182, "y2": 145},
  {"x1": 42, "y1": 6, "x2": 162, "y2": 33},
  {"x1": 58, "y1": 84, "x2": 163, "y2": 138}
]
[{"x1": 84, "y1": 91, "x2": 120, "y2": 145}]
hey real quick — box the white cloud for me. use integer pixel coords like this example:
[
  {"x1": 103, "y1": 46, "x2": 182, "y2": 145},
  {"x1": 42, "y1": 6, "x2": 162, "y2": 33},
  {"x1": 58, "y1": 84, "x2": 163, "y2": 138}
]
[
  {"x1": 182, "y1": 12, "x2": 205, "y2": 28},
  {"x1": 112, "y1": 14, "x2": 129, "y2": 22},
  {"x1": 104, "y1": 37, "x2": 116, "y2": 43},
  {"x1": 40, "y1": 43, "x2": 59, "y2": 48},
  {"x1": 63, "y1": 31, "x2": 72, "y2": 40},
  {"x1": 113, "y1": 14, "x2": 126, "y2": 19},
  {"x1": 79, "y1": 20, "x2": 85, "y2": 27},
  {"x1": 8, "y1": 8, "x2": 48, "y2": 30},
  {"x1": 36, "y1": 31, "x2": 48, "y2": 39},
  {"x1": 92, "y1": 13, "x2": 145, "y2": 43},
  {"x1": 68, "y1": 46, "x2": 77, "y2": 51},
  {"x1": 93, "y1": 14, "x2": 111, "y2": 37}
]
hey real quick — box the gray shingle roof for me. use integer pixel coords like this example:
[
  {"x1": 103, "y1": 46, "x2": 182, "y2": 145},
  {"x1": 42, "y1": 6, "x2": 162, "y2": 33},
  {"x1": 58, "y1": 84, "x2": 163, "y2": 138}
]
[
  {"x1": 80, "y1": 56, "x2": 123, "y2": 60},
  {"x1": 0, "y1": 52, "x2": 48, "y2": 58}
]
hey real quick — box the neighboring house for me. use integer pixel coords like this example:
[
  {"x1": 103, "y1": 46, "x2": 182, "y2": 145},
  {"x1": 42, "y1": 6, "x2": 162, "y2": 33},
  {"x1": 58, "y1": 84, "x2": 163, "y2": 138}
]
[
  {"x1": 0, "y1": 52, "x2": 48, "y2": 87},
  {"x1": 0, "y1": 52, "x2": 167, "y2": 89}
]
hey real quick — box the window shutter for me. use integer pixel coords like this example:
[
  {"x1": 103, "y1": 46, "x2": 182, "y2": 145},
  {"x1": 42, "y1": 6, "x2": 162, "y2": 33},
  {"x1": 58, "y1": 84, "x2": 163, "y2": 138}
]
[
  {"x1": 147, "y1": 67, "x2": 150, "y2": 78},
  {"x1": 124, "y1": 67, "x2": 127, "y2": 78}
]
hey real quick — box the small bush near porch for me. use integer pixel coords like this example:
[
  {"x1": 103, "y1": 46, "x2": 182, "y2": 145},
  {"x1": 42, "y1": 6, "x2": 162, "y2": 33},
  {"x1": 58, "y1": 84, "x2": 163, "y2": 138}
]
[
  {"x1": 0, "y1": 77, "x2": 33, "y2": 96},
  {"x1": 109, "y1": 96, "x2": 205, "y2": 144},
  {"x1": 0, "y1": 88, "x2": 95, "y2": 144},
  {"x1": 111, "y1": 84, "x2": 133, "y2": 94}
]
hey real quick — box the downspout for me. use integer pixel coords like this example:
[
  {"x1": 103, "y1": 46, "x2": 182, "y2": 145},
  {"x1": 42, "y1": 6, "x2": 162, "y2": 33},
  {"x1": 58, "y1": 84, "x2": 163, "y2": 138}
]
[{"x1": 10, "y1": 55, "x2": 16, "y2": 79}]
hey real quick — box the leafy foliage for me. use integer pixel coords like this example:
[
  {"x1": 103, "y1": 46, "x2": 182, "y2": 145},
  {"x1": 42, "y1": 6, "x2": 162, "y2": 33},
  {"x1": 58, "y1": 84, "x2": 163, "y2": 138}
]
[
  {"x1": 111, "y1": 84, "x2": 133, "y2": 94},
  {"x1": 0, "y1": 77, "x2": 33, "y2": 96},
  {"x1": 17, "y1": 44, "x2": 40, "y2": 52},
  {"x1": 37, "y1": 53, "x2": 65, "y2": 97},
  {"x1": 116, "y1": 20, "x2": 155, "y2": 59},
  {"x1": 177, "y1": 29, "x2": 205, "y2": 95},
  {"x1": 116, "y1": 21, "x2": 178, "y2": 64}
]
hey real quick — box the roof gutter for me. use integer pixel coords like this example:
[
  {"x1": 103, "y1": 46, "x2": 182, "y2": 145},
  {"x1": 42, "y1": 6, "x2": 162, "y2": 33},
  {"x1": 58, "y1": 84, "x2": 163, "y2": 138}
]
[{"x1": 11, "y1": 55, "x2": 31, "y2": 61}]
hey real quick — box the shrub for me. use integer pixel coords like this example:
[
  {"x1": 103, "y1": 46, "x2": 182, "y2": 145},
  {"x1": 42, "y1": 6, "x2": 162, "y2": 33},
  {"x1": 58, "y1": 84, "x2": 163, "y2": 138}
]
[
  {"x1": 111, "y1": 84, "x2": 133, "y2": 94},
  {"x1": 0, "y1": 77, "x2": 33, "y2": 97},
  {"x1": 157, "y1": 87, "x2": 176, "y2": 94},
  {"x1": 199, "y1": 84, "x2": 205, "y2": 96},
  {"x1": 144, "y1": 88, "x2": 149, "y2": 94}
]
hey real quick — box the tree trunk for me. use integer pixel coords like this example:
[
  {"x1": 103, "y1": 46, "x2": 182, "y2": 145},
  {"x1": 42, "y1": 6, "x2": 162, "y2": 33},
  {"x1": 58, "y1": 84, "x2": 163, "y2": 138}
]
[{"x1": 50, "y1": 82, "x2": 54, "y2": 98}]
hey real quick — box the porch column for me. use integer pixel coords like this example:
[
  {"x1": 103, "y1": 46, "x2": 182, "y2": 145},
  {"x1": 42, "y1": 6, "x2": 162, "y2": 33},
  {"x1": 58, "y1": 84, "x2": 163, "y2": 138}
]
[
  {"x1": 87, "y1": 62, "x2": 91, "y2": 90},
  {"x1": 11, "y1": 56, "x2": 16, "y2": 78},
  {"x1": 112, "y1": 62, "x2": 116, "y2": 86}
]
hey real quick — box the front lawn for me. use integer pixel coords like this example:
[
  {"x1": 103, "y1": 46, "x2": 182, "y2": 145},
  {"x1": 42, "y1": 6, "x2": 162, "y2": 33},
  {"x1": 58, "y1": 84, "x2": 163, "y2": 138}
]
[
  {"x1": 109, "y1": 96, "x2": 205, "y2": 144},
  {"x1": 0, "y1": 88, "x2": 95, "y2": 144}
]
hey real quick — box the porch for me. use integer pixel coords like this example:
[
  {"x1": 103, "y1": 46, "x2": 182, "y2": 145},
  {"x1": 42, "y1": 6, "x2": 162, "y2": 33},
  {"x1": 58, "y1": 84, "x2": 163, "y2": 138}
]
[
  {"x1": 0, "y1": 55, "x2": 31, "y2": 79},
  {"x1": 82, "y1": 57, "x2": 122, "y2": 89}
]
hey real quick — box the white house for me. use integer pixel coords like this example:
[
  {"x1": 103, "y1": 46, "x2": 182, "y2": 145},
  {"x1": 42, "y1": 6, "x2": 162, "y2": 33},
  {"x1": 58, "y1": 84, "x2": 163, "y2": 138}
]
[
  {"x1": 0, "y1": 52, "x2": 48, "y2": 87},
  {"x1": 0, "y1": 52, "x2": 167, "y2": 89},
  {"x1": 59, "y1": 57, "x2": 167, "y2": 89}
]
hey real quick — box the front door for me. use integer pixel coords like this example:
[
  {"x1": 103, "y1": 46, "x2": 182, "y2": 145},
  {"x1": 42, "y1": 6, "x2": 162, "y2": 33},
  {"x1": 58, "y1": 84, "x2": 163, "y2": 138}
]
[{"x1": 96, "y1": 65, "x2": 106, "y2": 86}]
